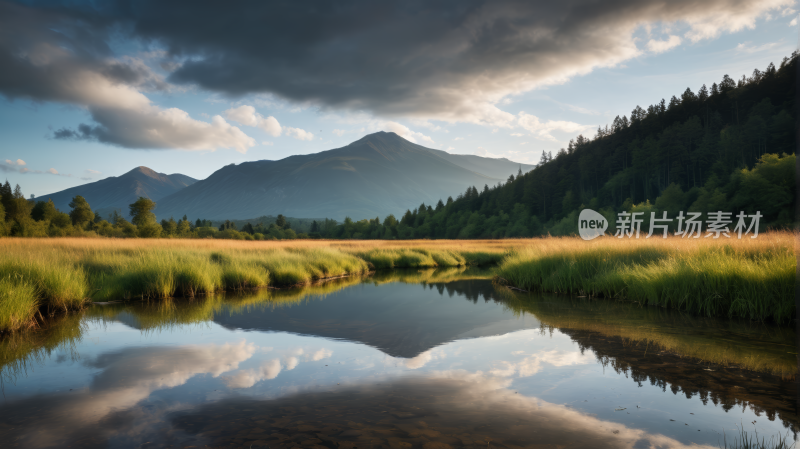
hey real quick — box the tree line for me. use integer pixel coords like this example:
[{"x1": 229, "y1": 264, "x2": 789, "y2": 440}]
[
  {"x1": 309, "y1": 52, "x2": 797, "y2": 239},
  {"x1": 0, "y1": 188, "x2": 314, "y2": 240}
]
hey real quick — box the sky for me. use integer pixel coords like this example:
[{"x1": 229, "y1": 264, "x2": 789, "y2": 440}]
[{"x1": 0, "y1": 0, "x2": 797, "y2": 197}]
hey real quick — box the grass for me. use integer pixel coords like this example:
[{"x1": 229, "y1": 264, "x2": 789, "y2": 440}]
[
  {"x1": 0, "y1": 238, "x2": 507, "y2": 332},
  {"x1": 496, "y1": 231, "x2": 795, "y2": 323},
  {"x1": 720, "y1": 426, "x2": 797, "y2": 449},
  {"x1": 0, "y1": 233, "x2": 793, "y2": 332}
]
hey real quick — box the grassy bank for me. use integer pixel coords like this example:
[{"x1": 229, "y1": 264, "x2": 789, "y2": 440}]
[
  {"x1": 0, "y1": 238, "x2": 507, "y2": 332},
  {"x1": 496, "y1": 231, "x2": 795, "y2": 322}
]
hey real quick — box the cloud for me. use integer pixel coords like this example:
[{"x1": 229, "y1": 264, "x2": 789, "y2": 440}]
[
  {"x1": 2, "y1": 160, "x2": 73, "y2": 177},
  {"x1": 1, "y1": 0, "x2": 789, "y2": 133},
  {"x1": 510, "y1": 133, "x2": 524, "y2": 137},
  {"x1": 0, "y1": 342, "x2": 256, "y2": 447},
  {"x1": 224, "y1": 346, "x2": 332, "y2": 388},
  {"x1": 0, "y1": 3, "x2": 254, "y2": 153},
  {"x1": 735, "y1": 41, "x2": 781, "y2": 53},
  {"x1": 332, "y1": 129, "x2": 346, "y2": 136},
  {"x1": 375, "y1": 121, "x2": 435, "y2": 146},
  {"x1": 261, "y1": 141, "x2": 274, "y2": 146},
  {"x1": 225, "y1": 359, "x2": 282, "y2": 388},
  {"x1": 284, "y1": 126, "x2": 315, "y2": 141},
  {"x1": 223, "y1": 105, "x2": 282, "y2": 137},
  {"x1": 517, "y1": 112, "x2": 594, "y2": 142},
  {"x1": 85, "y1": 0, "x2": 787, "y2": 127},
  {"x1": 646, "y1": 35, "x2": 682, "y2": 53},
  {"x1": 489, "y1": 349, "x2": 595, "y2": 378},
  {"x1": 791, "y1": 16, "x2": 798, "y2": 25},
  {"x1": 85, "y1": 169, "x2": 101, "y2": 174}
]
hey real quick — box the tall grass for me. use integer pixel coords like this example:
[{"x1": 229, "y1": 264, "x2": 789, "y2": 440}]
[
  {"x1": 496, "y1": 232, "x2": 795, "y2": 322},
  {"x1": 0, "y1": 238, "x2": 506, "y2": 332}
]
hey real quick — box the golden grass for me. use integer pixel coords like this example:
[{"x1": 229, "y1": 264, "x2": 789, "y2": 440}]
[
  {"x1": 0, "y1": 233, "x2": 793, "y2": 331},
  {"x1": 0, "y1": 238, "x2": 506, "y2": 332},
  {"x1": 497, "y1": 231, "x2": 796, "y2": 322}
]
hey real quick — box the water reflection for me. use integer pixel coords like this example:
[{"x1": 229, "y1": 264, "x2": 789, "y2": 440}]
[
  {"x1": 172, "y1": 374, "x2": 717, "y2": 449},
  {"x1": 0, "y1": 268, "x2": 795, "y2": 448}
]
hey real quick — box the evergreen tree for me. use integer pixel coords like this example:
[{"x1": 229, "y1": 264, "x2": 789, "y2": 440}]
[{"x1": 68, "y1": 196, "x2": 94, "y2": 227}]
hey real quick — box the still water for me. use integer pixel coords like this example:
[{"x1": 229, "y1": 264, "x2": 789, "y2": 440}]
[{"x1": 0, "y1": 268, "x2": 796, "y2": 448}]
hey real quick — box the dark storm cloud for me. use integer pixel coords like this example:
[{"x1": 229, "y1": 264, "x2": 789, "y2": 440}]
[
  {"x1": 90, "y1": 0, "x2": 789, "y2": 126},
  {"x1": 0, "y1": 1, "x2": 254, "y2": 151},
  {"x1": 1, "y1": 0, "x2": 791, "y2": 131}
]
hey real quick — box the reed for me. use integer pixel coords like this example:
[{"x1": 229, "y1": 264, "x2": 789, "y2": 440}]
[{"x1": 496, "y1": 231, "x2": 795, "y2": 322}]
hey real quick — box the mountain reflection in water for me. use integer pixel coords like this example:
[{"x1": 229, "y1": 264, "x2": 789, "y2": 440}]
[{"x1": 0, "y1": 268, "x2": 795, "y2": 448}]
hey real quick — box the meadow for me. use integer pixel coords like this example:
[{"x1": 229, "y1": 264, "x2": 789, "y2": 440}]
[{"x1": 0, "y1": 232, "x2": 794, "y2": 332}]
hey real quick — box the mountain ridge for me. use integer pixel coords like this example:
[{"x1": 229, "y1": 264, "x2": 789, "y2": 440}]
[
  {"x1": 153, "y1": 132, "x2": 534, "y2": 221},
  {"x1": 40, "y1": 166, "x2": 197, "y2": 216}
]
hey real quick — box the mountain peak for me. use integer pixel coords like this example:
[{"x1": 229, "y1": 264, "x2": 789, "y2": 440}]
[{"x1": 130, "y1": 166, "x2": 160, "y2": 178}]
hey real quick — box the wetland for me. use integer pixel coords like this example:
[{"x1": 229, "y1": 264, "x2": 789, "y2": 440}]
[{"x1": 0, "y1": 267, "x2": 796, "y2": 448}]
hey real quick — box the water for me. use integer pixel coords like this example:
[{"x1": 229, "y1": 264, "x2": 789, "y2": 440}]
[{"x1": 0, "y1": 268, "x2": 796, "y2": 448}]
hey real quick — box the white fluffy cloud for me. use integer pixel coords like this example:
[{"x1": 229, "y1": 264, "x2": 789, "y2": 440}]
[
  {"x1": 647, "y1": 35, "x2": 683, "y2": 53},
  {"x1": 285, "y1": 126, "x2": 315, "y2": 141},
  {"x1": 517, "y1": 112, "x2": 595, "y2": 142},
  {"x1": 224, "y1": 105, "x2": 282, "y2": 136},
  {"x1": 225, "y1": 105, "x2": 314, "y2": 141},
  {"x1": 489, "y1": 349, "x2": 595, "y2": 378},
  {"x1": 224, "y1": 346, "x2": 333, "y2": 388}
]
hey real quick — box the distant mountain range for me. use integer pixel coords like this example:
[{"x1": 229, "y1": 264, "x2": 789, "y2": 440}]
[
  {"x1": 40, "y1": 166, "x2": 197, "y2": 219},
  {"x1": 42, "y1": 132, "x2": 534, "y2": 221}
]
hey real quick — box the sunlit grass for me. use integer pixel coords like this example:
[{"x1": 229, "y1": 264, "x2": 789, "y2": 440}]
[
  {"x1": 0, "y1": 238, "x2": 505, "y2": 331},
  {"x1": 496, "y1": 231, "x2": 795, "y2": 322}
]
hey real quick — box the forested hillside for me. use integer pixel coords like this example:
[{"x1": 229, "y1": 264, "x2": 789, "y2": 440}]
[{"x1": 315, "y1": 52, "x2": 797, "y2": 239}]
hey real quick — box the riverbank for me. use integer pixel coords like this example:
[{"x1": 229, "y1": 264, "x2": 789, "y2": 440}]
[
  {"x1": 0, "y1": 238, "x2": 508, "y2": 332},
  {"x1": 0, "y1": 233, "x2": 794, "y2": 332},
  {"x1": 495, "y1": 231, "x2": 795, "y2": 323}
]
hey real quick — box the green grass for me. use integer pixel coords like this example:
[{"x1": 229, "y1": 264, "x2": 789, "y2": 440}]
[
  {"x1": 0, "y1": 239, "x2": 500, "y2": 332},
  {"x1": 0, "y1": 277, "x2": 38, "y2": 332},
  {"x1": 496, "y1": 233, "x2": 795, "y2": 322}
]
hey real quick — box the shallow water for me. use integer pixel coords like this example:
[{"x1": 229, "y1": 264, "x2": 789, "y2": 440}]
[{"x1": 0, "y1": 268, "x2": 796, "y2": 448}]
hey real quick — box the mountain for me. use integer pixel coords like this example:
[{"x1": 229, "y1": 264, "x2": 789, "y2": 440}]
[
  {"x1": 426, "y1": 148, "x2": 534, "y2": 180},
  {"x1": 155, "y1": 132, "x2": 533, "y2": 221},
  {"x1": 40, "y1": 166, "x2": 197, "y2": 217}
]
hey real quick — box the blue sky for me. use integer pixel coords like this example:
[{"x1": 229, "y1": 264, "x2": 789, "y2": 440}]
[{"x1": 0, "y1": 0, "x2": 797, "y2": 197}]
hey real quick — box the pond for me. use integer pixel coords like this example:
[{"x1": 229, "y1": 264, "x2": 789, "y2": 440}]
[{"x1": 0, "y1": 267, "x2": 796, "y2": 448}]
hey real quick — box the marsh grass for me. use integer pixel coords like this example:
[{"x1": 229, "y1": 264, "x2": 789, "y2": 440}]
[
  {"x1": 0, "y1": 238, "x2": 505, "y2": 332},
  {"x1": 497, "y1": 232, "x2": 795, "y2": 322},
  {"x1": 0, "y1": 234, "x2": 792, "y2": 331}
]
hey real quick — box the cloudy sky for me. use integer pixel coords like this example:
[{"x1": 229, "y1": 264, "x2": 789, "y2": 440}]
[{"x1": 0, "y1": 0, "x2": 797, "y2": 196}]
